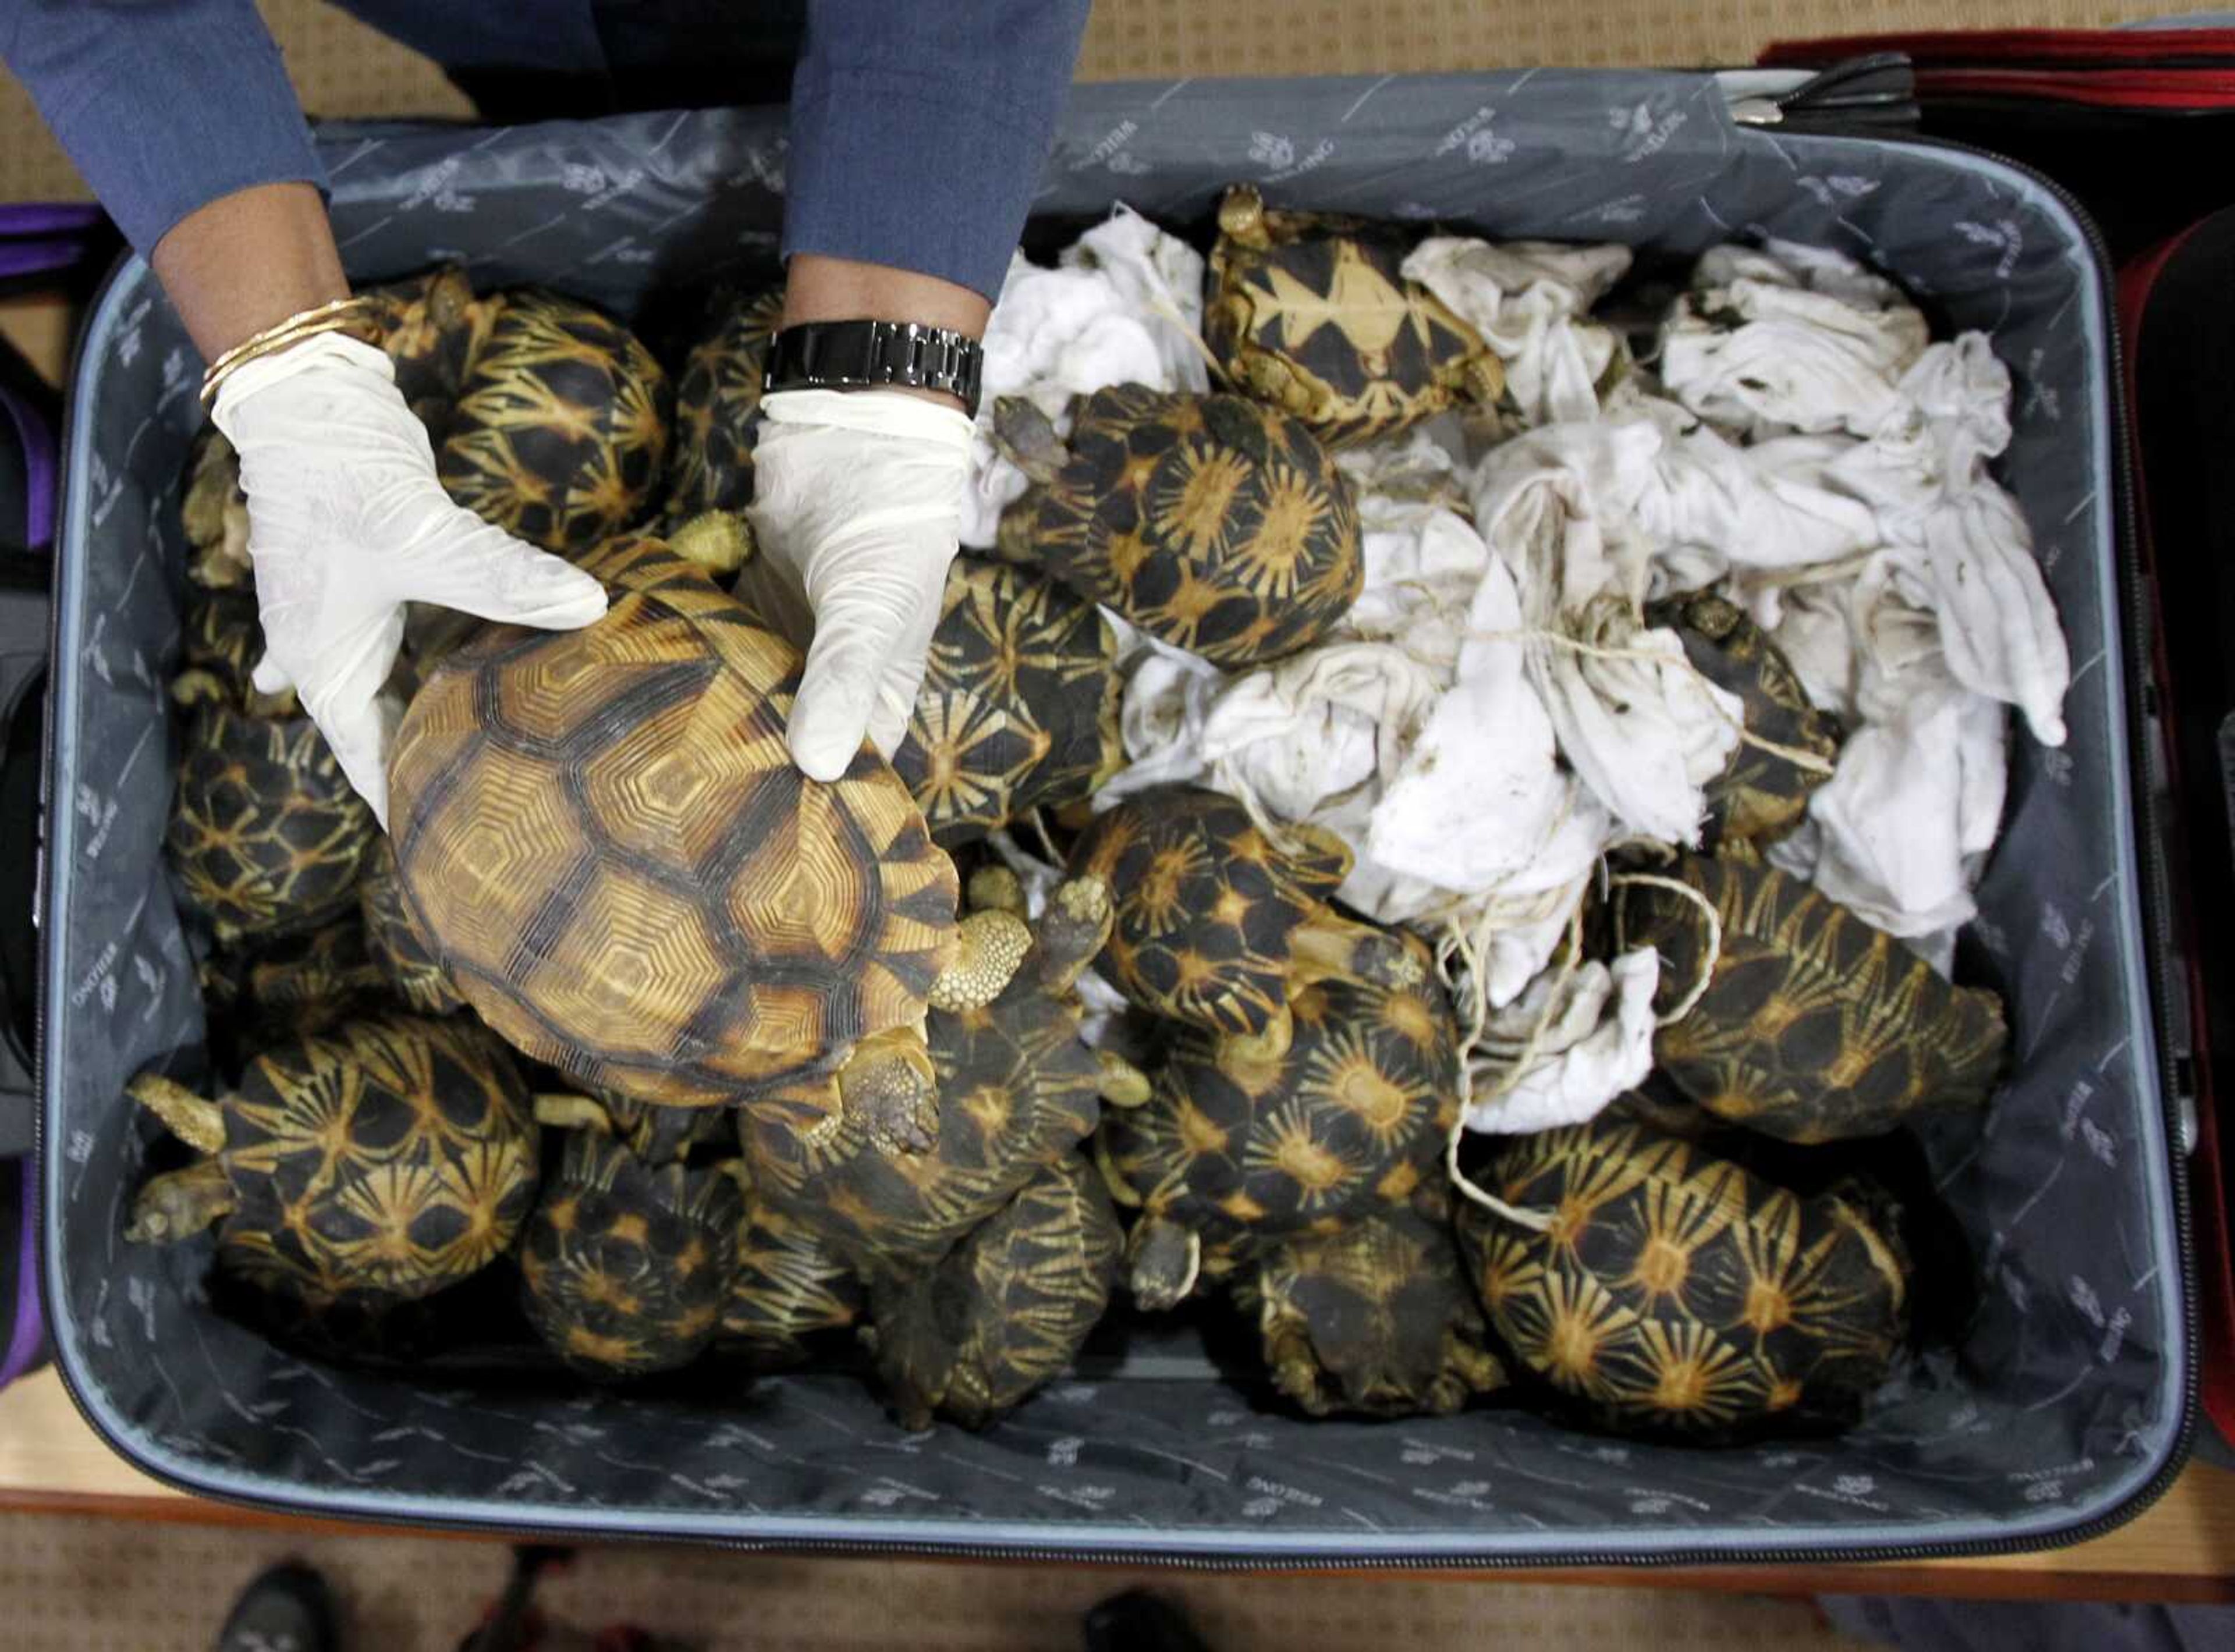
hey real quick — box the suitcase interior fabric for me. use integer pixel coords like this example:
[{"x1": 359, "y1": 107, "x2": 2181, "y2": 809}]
[{"x1": 40, "y1": 73, "x2": 2185, "y2": 1559}]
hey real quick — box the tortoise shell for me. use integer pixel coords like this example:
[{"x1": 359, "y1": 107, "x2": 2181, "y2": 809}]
[
  {"x1": 1070, "y1": 786, "x2": 1413, "y2": 1043},
  {"x1": 1098, "y1": 936, "x2": 1458, "y2": 1308},
  {"x1": 995, "y1": 386, "x2": 1363, "y2": 667},
  {"x1": 719, "y1": 1192, "x2": 864, "y2": 1371},
  {"x1": 386, "y1": 532, "x2": 959, "y2": 1110},
  {"x1": 1456, "y1": 1117, "x2": 1910, "y2": 1438},
  {"x1": 664, "y1": 286, "x2": 783, "y2": 524},
  {"x1": 357, "y1": 836, "x2": 464, "y2": 1016},
  {"x1": 865, "y1": 1152, "x2": 1120, "y2": 1430},
  {"x1": 1622, "y1": 855, "x2": 2008, "y2": 1143},
  {"x1": 438, "y1": 287, "x2": 672, "y2": 557},
  {"x1": 891, "y1": 557, "x2": 1123, "y2": 846},
  {"x1": 1237, "y1": 1194, "x2": 1505, "y2": 1419},
  {"x1": 737, "y1": 875, "x2": 1122, "y2": 1280},
  {"x1": 1645, "y1": 591, "x2": 1841, "y2": 847},
  {"x1": 1204, "y1": 185, "x2": 1501, "y2": 450},
  {"x1": 125, "y1": 1014, "x2": 538, "y2": 1303},
  {"x1": 519, "y1": 1127, "x2": 743, "y2": 1379},
  {"x1": 167, "y1": 706, "x2": 378, "y2": 947}
]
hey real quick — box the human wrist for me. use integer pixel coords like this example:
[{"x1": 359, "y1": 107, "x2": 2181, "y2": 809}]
[{"x1": 152, "y1": 183, "x2": 349, "y2": 361}]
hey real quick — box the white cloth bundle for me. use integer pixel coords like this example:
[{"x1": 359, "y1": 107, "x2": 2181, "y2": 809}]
[
  {"x1": 1755, "y1": 557, "x2": 2009, "y2": 955},
  {"x1": 961, "y1": 206, "x2": 1208, "y2": 548},
  {"x1": 1401, "y1": 236, "x2": 1634, "y2": 428},
  {"x1": 1822, "y1": 337, "x2": 2070, "y2": 746},
  {"x1": 1659, "y1": 241, "x2": 1931, "y2": 440},
  {"x1": 1463, "y1": 948, "x2": 1662, "y2": 1135},
  {"x1": 1468, "y1": 421, "x2": 1744, "y2": 845}
]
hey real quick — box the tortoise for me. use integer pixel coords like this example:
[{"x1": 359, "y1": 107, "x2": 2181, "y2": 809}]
[
  {"x1": 1644, "y1": 590, "x2": 1841, "y2": 847},
  {"x1": 1204, "y1": 184, "x2": 1504, "y2": 450},
  {"x1": 1235, "y1": 1191, "x2": 1506, "y2": 1419},
  {"x1": 1098, "y1": 927, "x2": 1459, "y2": 1309},
  {"x1": 1455, "y1": 1116, "x2": 1911, "y2": 1438},
  {"x1": 891, "y1": 556, "x2": 1124, "y2": 845},
  {"x1": 1070, "y1": 786, "x2": 1420, "y2": 1058},
  {"x1": 518, "y1": 1090, "x2": 744, "y2": 1379},
  {"x1": 664, "y1": 285, "x2": 785, "y2": 525},
  {"x1": 385, "y1": 531, "x2": 967, "y2": 1142},
  {"x1": 123, "y1": 1014, "x2": 539, "y2": 1303},
  {"x1": 992, "y1": 386, "x2": 1364, "y2": 667},
  {"x1": 719, "y1": 1192, "x2": 865, "y2": 1371},
  {"x1": 180, "y1": 428, "x2": 251, "y2": 592},
  {"x1": 167, "y1": 705, "x2": 378, "y2": 946},
  {"x1": 737, "y1": 868, "x2": 1150, "y2": 1281},
  {"x1": 863, "y1": 1152, "x2": 1122, "y2": 1430},
  {"x1": 1617, "y1": 853, "x2": 2009, "y2": 1143},
  {"x1": 437, "y1": 286, "x2": 672, "y2": 558},
  {"x1": 172, "y1": 589, "x2": 297, "y2": 717},
  {"x1": 357, "y1": 837, "x2": 464, "y2": 1015}
]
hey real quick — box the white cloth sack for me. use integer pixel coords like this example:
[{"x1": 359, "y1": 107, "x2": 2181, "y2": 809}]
[
  {"x1": 1659, "y1": 241, "x2": 1931, "y2": 440},
  {"x1": 1468, "y1": 420, "x2": 1743, "y2": 845}
]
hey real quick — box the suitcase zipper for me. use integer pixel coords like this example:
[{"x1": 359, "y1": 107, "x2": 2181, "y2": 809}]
[{"x1": 30, "y1": 118, "x2": 2202, "y2": 1574}]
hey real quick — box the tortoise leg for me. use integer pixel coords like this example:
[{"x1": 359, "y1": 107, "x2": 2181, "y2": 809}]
[
  {"x1": 1126, "y1": 1217, "x2": 1201, "y2": 1311},
  {"x1": 1216, "y1": 1006, "x2": 1294, "y2": 1071},
  {"x1": 126, "y1": 1073, "x2": 227, "y2": 1154},
  {"x1": 669, "y1": 509, "x2": 755, "y2": 577},
  {"x1": 125, "y1": 1158, "x2": 235, "y2": 1245},
  {"x1": 1092, "y1": 1135, "x2": 1144, "y2": 1209},
  {"x1": 1031, "y1": 876, "x2": 1116, "y2": 996},
  {"x1": 532, "y1": 1093, "x2": 618, "y2": 1135},
  {"x1": 1262, "y1": 1319, "x2": 1334, "y2": 1417},
  {"x1": 1095, "y1": 1050, "x2": 1152, "y2": 1109},
  {"x1": 1287, "y1": 911, "x2": 1424, "y2": 994},
  {"x1": 927, "y1": 908, "x2": 1034, "y2": 1013},
  {"x1": 837, "y1": 1026, "x2": 939, "y2": 1156}
]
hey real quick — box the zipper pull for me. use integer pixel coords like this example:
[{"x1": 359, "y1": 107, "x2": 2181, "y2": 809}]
[{"x1": 1727, "y1": 53, "x2": 1920, "y2": 134}]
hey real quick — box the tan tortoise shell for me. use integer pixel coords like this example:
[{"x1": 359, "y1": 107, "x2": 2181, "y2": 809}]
[{"x1": 385, "y1": 532, "x2": 960, "y2": 1110}]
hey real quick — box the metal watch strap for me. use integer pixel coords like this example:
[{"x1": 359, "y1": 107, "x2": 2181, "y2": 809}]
[{"x1": 765, "y1": 319, "x2": 984, "y2": 415}]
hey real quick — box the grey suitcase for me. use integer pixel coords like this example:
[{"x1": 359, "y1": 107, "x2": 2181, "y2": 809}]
[{"x1": 34, "y1": 70, "x2": 2194, "y2": 1563}]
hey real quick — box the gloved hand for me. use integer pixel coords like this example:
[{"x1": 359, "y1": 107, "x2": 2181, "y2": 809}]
[
  {"x1": 742, "y1": 388, "x2": 975, "y2": 781},
  {"x1": 212, "y1": 331, "x2": 609, "y2": 826}
]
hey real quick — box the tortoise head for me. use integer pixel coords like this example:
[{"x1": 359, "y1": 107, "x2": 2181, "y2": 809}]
[
  {"x1": 1216, "y1": 184, "x2": 1272, "y2": 250},
  {"x1": 987, "y1": 395, "x2": 1068, "y2": 488},
  {"x1": 1126, "y1": 1214, "x2": 1202, "y2": 1311},
  {"x1": 1031, "y1": 875, "x2": 1116, "y2": 996},
  {"x1": 124, "y1": 1159, "x2": 235, "y2": 1245}
]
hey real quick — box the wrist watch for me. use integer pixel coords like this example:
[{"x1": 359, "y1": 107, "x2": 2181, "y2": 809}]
[{"x1": 765, "y1": 319, "x2": 984, "y2": 416}]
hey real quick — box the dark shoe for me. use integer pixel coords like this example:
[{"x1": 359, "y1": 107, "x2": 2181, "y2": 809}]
[
  {"x1": 1083, "y1": 1589, "x2": 1213, "y2": 1652},
  {"x1": 215, "y1": 1561, "x2": 340, "y2": 1652}
]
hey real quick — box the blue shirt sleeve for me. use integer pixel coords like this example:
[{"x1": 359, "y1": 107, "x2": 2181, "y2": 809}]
[
  {"x1": 0, "y1": 1, "x2": 325, "y2": 255},
  {"x1": 781, "y1": 0, "x2": 1091, "y2": 304}
]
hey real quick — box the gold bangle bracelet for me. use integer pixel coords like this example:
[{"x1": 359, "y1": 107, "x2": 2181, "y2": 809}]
[{"x1": 198, "y1": 296, "x2": 370, "y2": 406}]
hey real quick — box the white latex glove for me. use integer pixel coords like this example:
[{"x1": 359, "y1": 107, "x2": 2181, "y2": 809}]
[
  {"x1": 742, "y1": 388, "x2": 975, "y2": 780},
  {"x1": 212, "y1": 331, "x2": 609, "y2": 826}
]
